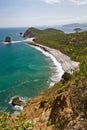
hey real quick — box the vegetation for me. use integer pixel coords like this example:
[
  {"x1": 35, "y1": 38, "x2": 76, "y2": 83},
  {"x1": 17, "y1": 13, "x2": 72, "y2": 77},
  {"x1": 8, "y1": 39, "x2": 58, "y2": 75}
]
[
  {"x1": 24, "y1": 27, "x2": 87, "y2": 129},
  {"x1": 73, "y1": 28, "x2": 82, "y2": 32},
  {"x1": 0, "y1": 27, "x2": 87, "y2": 129},
  {"x1": 24, "y1": 27, "x2": 87, "y2": 76},
  {"x1": 0, "y1": 111, "x2": 35, "y2": 130},
  {"x1": 62, "y1": 72, "x2": 71, "y2": 82}
]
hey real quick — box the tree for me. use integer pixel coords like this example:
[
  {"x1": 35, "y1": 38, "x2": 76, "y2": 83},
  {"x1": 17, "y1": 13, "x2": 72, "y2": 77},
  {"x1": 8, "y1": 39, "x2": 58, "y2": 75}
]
[
  {"x1": 74, "y1": 28, "x2": 81, "y2": 33},
  {"x1": 62, "y1": 72, "x2": 71, "y2": 82},
  {"x1": 73, "y1": 28, "x2": 82, "y2": 44}
]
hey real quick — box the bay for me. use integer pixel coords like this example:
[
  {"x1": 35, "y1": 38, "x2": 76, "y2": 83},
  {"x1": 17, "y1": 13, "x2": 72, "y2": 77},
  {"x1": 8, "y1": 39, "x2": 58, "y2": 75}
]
[{"x1": 0, "y1": 28, "x2": 54, "y2": 112}]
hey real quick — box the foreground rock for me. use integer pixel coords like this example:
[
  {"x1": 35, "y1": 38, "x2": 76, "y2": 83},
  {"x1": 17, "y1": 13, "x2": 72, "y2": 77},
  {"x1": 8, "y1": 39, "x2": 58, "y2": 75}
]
[{"x1": 5, "y1": 36, "x2": 12, "y2": 43}]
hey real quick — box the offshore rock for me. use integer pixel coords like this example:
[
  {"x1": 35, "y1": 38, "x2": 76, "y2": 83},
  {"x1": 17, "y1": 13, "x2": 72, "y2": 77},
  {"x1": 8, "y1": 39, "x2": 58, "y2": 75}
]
[
  {"x1": 12, "y1": 97, "x2": 23, "y2": 106},
  {"x1": 5, "y1": 36, "x2": 12, "y2": 43}
]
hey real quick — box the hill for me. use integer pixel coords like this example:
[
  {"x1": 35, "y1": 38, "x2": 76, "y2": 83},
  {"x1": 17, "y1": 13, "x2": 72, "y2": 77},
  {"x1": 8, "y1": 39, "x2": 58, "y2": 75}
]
[
  {"x1": 62, "y1": 23, "x2": 87, "y2": 27},
  {"x1": 23, "y1": 27, "x2": 64, "y2": 37}
]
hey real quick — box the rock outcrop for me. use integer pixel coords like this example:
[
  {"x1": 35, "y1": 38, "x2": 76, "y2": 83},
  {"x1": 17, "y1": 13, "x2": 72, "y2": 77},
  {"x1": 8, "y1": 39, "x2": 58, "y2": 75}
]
[
  {"x1": 11, "y1": 97, "x2": 23, "y2": 106},
  {"x1": 5, "y1": 36, "x2": 12, "y2": 43}
]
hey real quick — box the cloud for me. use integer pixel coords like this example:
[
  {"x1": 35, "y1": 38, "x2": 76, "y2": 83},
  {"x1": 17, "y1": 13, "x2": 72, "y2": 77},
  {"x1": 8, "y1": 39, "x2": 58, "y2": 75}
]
[
  {"x1": 69, "y1": 0, "x2": 87, "y2": 5},
  {"x1": 42, "y1": 0, "x2": 87, "y2": 5},
  {"x1": 42, "y1": 0, "x2": 62, "y2": 4}
]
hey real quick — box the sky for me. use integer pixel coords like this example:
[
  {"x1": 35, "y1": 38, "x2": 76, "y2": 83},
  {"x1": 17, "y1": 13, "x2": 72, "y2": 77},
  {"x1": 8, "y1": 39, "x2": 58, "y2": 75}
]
[{"x1": 0, "y1": 0, "x2": 87, "y2": 27}]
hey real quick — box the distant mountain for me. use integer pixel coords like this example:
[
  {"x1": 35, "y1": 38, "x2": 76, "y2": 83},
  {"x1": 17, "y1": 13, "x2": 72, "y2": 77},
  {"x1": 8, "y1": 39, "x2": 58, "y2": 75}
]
[
  {"x1": 36, "y1": 23, "x2": 87, "y2": 32},
  {"x1": 62, "y1": 23, "x2": 87, "y2": 27}
]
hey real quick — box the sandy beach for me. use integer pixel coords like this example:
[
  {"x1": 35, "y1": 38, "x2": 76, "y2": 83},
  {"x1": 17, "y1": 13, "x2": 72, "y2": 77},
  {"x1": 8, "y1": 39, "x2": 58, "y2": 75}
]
[{"x1": 25, "y1": 38, "x2": 79, "y2": 74}]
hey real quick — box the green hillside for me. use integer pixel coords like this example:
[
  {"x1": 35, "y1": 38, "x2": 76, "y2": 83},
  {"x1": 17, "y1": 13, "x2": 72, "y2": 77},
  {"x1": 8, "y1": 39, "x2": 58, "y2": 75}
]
[{"x1": 24, "y1": 27, "x2": 87, "y2": 77}]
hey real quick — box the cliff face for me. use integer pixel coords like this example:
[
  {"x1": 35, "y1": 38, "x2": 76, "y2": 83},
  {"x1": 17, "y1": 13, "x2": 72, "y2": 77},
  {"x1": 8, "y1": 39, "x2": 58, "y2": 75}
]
[{"x1": 22, "y1": 76, "x2": 87, "y2": 130}]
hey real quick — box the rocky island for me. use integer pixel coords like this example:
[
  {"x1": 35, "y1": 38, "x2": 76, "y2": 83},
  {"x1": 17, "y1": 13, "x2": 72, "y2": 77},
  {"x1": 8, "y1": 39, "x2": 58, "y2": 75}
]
[
  {"x1": 5, "y1": 36, "x2": 12, "y2": 43},
  {"x1": 0, "y1": 27, "x2": 87, "y2": 130}
]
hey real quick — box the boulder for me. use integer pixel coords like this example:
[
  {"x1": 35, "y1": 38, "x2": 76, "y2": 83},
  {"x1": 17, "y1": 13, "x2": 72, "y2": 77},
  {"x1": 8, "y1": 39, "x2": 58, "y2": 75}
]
[
  {"x1": 5, "y1": 36, "x2": 12, "y2": 43},
  {"x1": 12, "y1": 97, "x2": 23, "y2": 106},
  {"x1": 20, "y1": 32, "x2": 23, "y2": 35}
]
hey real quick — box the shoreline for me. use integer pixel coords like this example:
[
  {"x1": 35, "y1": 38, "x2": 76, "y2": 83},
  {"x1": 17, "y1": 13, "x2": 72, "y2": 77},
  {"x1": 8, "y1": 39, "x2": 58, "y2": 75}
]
[
  {"x1": 26, "y1": 40, "x2": 64, "y2": 86},
  {"x1": 25, "y1": 38, "x2": 79, "y2": 74}
]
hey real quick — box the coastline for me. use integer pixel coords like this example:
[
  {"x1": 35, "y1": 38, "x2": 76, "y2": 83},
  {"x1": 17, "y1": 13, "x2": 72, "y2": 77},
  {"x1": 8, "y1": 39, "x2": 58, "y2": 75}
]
[
  {"x1": 25, "y1": 38, "x2": 79, "y2": 74},
  {"x1": 1, "y1": 36, "x2": 87, "y2": 130}
]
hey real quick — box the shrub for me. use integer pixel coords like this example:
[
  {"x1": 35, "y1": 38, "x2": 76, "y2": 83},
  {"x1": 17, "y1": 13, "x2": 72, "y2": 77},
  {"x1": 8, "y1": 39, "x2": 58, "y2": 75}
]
[{"x1": 62, "y1": 72, "x2": 71, "y2": 82}]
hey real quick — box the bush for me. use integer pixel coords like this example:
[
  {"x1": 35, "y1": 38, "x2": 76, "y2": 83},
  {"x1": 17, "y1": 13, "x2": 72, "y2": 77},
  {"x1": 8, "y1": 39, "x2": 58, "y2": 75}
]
[{"x1": 62, "y1": 72, "x2": 71, "y2": 82}]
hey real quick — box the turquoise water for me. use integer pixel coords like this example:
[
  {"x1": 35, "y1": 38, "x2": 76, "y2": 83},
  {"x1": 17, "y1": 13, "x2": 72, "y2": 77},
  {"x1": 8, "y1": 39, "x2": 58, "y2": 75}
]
[{"x1": 0, "y1": 28, "x2": 54, "y2": 112}]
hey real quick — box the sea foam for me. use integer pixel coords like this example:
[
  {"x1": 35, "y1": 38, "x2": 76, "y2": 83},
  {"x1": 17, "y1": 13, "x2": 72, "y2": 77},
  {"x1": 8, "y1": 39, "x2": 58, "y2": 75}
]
[
  {"x1": 9, "y1": 96, "x2": 30, "y2": 115},
  {"x1": 25, "y1": 43, "x2": 64, "y2": 86}
]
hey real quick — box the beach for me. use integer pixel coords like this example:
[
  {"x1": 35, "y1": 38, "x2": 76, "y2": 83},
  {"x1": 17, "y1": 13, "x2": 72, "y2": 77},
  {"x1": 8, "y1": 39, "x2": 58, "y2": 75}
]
[{"x1": 25, "y1": 38, "x2": 80, "y2": 74}]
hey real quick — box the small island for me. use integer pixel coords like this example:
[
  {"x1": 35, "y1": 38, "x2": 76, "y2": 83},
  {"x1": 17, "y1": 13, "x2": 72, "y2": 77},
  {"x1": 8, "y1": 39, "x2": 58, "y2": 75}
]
[{"x1": 5, "y1": 36, "x2": 12, "y2": 43}]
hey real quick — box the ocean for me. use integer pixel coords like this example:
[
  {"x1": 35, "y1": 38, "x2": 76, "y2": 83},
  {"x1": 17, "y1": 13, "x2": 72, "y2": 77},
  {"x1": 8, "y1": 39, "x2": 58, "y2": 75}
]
[{"x1": 0, "y1": 27, "x2": 63, "y2": 114}]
